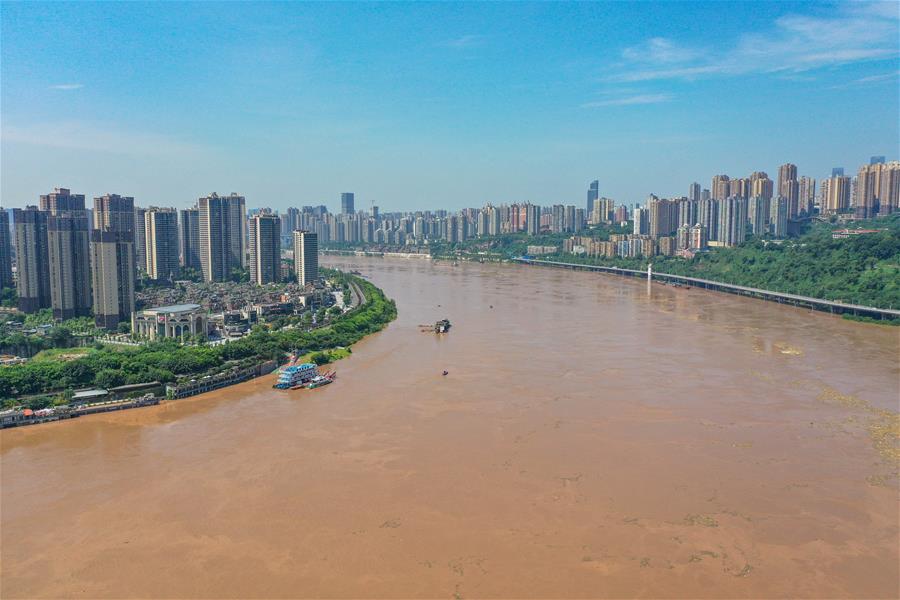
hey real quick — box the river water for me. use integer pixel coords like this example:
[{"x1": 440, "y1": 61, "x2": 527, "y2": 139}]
[{"x1": 2, "y1": 256, "x2": 898, "y2": 598}]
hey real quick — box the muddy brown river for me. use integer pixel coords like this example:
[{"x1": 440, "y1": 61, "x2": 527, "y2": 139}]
[{"x1": 2, "y1": 256, "x2": 898, "y2": 599}]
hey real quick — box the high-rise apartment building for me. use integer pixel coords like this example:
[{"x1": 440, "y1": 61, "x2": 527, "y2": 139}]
[
  {"x1": 750, "y1": 172, "x2": 773, "y2": 200},
  {"x1": 0, "y1": 211, "x2": 12, "y2": 290},
  {"x1": 821, "y1": 175, "x2": 851, "y2": 214},
  {"x1": 198, "y1": 193, "x2": 247, "y2": 282},
  {"x1": 856, "y1": 161, "x2": 900, "y2": 217},
  {"x1": 341, "y1": 192, "x2": 355, "y2": 215},
  {"x1": 248, "y1": 214, "x2": 282, "y2": 285},
  {"x1": 134, "y1": 206, "x2": 147, "y2": 271},
  {"x1": 12, "y1": 207, "x2": 51, "y2": 313},
  {"x1": 648, "y1": 197, "x2": 677, "y2": 239},
  {"x1": 525, "y1": 203, "x2": 540, "y2": 235},
  {"x1": 93, "y1": 194, "x2": 136, "y2": 235},
  {"x1": 748, "y1": 196, "x2": 769, "y2": 236},
  {"x1": 39, "y1": 189, "x2": 93, "y2": 320},
  {"x1": 689, "y1": 182, "x2": 701, "y2": 203},
  {"x1": 798, "y1": 177, "x2": 816, "y2": 216},
  {"x1": 90, "y1": 193, "x2": 136, "y2": 329},
  {"x1": 39, "y1": 187, "x2": 85, "y2": 214},
  {"x1": 717, "y1": 197, "x2": 747, "y2": 247},
  {"x1": 144, "y1": 208, "x2": 180, "y2": 281},
  {"x1": 293, "y1": 230, "x2": 318, "y2": 286},
  {"x1": 711, "y1": 175, "x2": 730, "y2": 200},
  {"x1": 777, "y1": 164, "x2": 800, "y2": 219},
  {"x1": 179, "y1": 207, "x2": 201, "y2": 271},
  {"x1": 633, "y1": 207, "x2": 649, "y2": 236},
  {"x1": 769, "y1": 196, "x2": 788, "y2": 238},
  {"x1": 91, "y1": 231, "x2": 135, "y2": 330},
  {"x1": 676, "y1": 198, "x2": 697, "y2": 228},
  {"x1": 777, "y1": 163, "x2": 798, "y2": 195}
]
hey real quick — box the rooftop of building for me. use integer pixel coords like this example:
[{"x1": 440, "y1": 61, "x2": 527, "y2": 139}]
[{"x1": 141, "y1": 303, "x2": 203, "y2": 314}]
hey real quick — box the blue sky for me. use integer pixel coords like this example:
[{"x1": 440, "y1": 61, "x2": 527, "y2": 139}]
[{"x1": 2, "y1": 1, "x2": 898, "y2": 211}]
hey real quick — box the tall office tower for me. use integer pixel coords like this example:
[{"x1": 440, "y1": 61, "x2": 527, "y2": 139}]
[
  {"x1": 248, "y1": 214, "x2": 282, "y2": 285},
  {"x1": 871, "y1": 156, "x2": 886, "y2": 165},
  {"x1": 821, "y1": 175, "x2": 851, "y2": 213},
  {"x1": 748, "y1": 196, "x2": 770, "y2": 236},
  {"x1": 341, "y1": 192, "x2": 355, "y2": 215},
  {"x1": 587, "y1": 180, "x2": 599, "y2": 213},
  {"x1": 371, "y1": 205, "x2": 379, "y2": 221},
  {"x1": 90, "y1": 230, "x2": 134, "y2": 329},
  {"x1": 711, "y1": 175, "x2": 731, "y2": 200},
  {"x1": 717, "y1": 197, "x2": 747, "y2": 247},
  {"x1": 750, "y1": 172, "x2": 774, "y2": 200},
  {"x1": 689, "y1": 182, "x2": 702, "y2": 203},
  {"x1": 832, "y1": 167, "x2": 845, "y2": 177},
  {"x1": 198, "y1": 193, "x2": 247, "y2": 282},
  {"x1": 648, "y1": 197, "x2": 677, "y2": 239},
  {"x1": 769, "y1": 197, "x2": 788, "y2": 238},
  {"x1": 525, "y1": 203, "x2": 540, "y2": 235},
  {"x1": 798, "y1": 177, "x2": 816, "y2": 216},
  {"x1": 701, "y1": 188, "x2": 711, "y2": 202},
  {"x1": 0, "y1": 211, "x2": 12, "y2": 289},
  {"x1": 293, "y1": 230, "x2": 318, "y2": 286},
  {"x1": 47, "y1": 208, "x2": 92, "y2": 320},
  {"x1": 633, "y1": 207, "x2": 649, "y2": 235},
  {"x1": 12, "y1": 207, "x2": 51, "y2": 313},
  {"x1": 698, "y1": 197, "x2": 719, "y2": 241},
  {"x1": 179, "y1": 207, "x2": 201, "y2": 270},
  {"x1": 134, "y1": 207, "x2": 147, "y2": 271},
  {"x1": 144, "y1": 208, "x2": 180, "y2": 281},
  {"x1": 39, "y1": 187, "x2": 85, "y2": 213},
  {"x1": 93, "y1": 194, "x2": 135, "y2": 234}
]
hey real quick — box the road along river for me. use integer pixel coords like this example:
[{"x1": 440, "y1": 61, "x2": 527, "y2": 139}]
[{"x1": 2, "y1": 256, "x2": 898, "y2": 598}]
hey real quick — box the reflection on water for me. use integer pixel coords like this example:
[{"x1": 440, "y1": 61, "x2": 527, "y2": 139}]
[{"x1": 2, "y1": 256, "x2": 898, "y2": 599}]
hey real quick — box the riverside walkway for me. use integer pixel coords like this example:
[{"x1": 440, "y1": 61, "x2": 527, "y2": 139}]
[{"x1": 515, "y1": 258, "x2": 900, "y2": 321}]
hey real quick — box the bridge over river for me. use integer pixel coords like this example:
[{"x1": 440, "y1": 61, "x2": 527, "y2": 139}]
[{"x1": 515, "y1": 257, "x2": 900, "y2": 321}]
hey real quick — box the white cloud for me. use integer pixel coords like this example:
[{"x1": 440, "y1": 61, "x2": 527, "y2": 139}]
[
  {"x1": 621, "y1": 37, "x2": 700, "y2": 64},
  {"x1": 828, "y1": 69, "x2": 900, "y2": 89},
  {"x1": 609, "y1": 2, "x2": 899, "y2": 82},
  {"x1": 49, "y1": 83, "x2": 84, "y2": 90},
  {"x1": 1, "y1": 121, "x2": 207, "y2": 158},
  {"x1": 581, "y1": 93, "x2": 673, "y2": 108},
  {"x1": 441, "y1": 35, "x2": 486, "y2": 49}
]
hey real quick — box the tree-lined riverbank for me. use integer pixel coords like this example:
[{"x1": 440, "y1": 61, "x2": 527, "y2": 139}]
[{"x1": 0, "y1": 273, "x2": 397, "y2": 408}]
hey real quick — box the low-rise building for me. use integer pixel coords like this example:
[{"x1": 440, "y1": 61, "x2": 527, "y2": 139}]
[{"x1": 132, "y1": 303, "x2": 208, "y2": 340}]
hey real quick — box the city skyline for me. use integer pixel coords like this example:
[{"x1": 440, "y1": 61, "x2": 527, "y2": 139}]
[{"x1": 2, "y1": 1, "x2": 898, "y2": 210}]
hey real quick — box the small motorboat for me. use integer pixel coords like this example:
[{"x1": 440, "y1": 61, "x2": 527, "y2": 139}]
[{"x1": 442, "y1": 370, "x2": 449, "y2": 376}]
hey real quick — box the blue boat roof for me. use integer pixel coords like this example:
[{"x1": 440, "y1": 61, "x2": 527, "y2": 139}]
[{"x1": 284, "y1": 363, "x2": 316, "y2": 372}]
